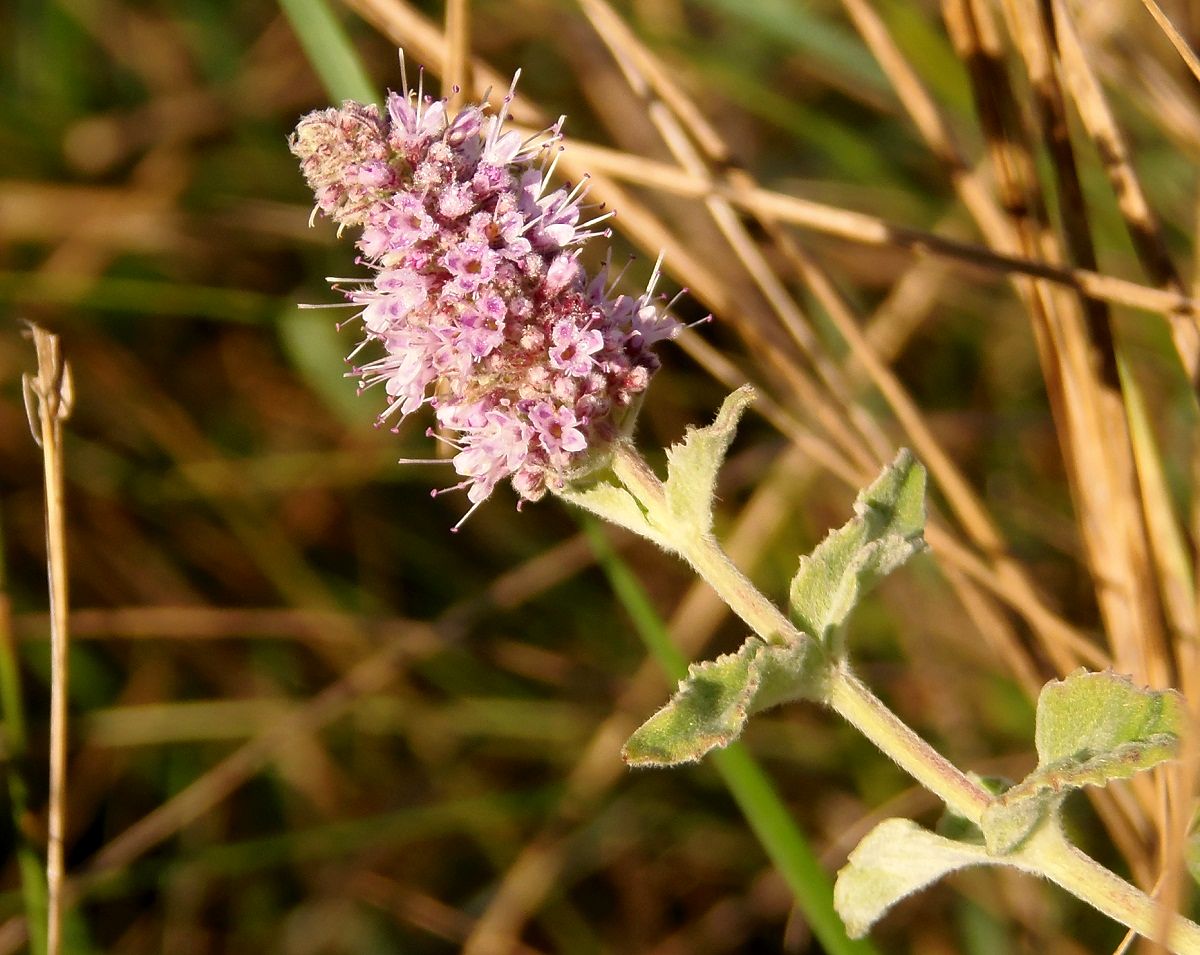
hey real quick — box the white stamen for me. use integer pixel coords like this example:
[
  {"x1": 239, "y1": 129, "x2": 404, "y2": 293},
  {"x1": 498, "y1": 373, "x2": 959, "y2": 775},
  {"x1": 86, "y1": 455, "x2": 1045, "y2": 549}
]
[
  {"x1": 540, "y1": 146, "x2": 565, "y2": 195},
  {"x1": 645, "y1": 251, "x2": 666, "y2": 297},
  {"x1": 451, "y1": 497, "x2": 485, "y2": 531}
]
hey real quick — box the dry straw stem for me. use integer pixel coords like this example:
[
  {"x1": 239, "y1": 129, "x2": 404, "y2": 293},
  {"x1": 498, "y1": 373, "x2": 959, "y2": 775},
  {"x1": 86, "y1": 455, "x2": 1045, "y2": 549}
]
[
  {"x1": 509, "y1": 132, "x2": 1198, "y2": 321},
  {"x1": 1013, "y1": 7, "x2": 1188, "y2": 875},
  {"x1": 577, "y1": 0, "x2": 1100, "y2": 693},
  {"x1": 442, "y1": 0, "x2": 471, "y2": 108},
  {"x1": 1049, "y1": 22, "x2": 1200, "y2": 880},
  {"x1": 316, "y1": 0, "x2": 1194, "y2": 939},
  {"x1": 1137, "y1": 0, "x2": 1200, "y2": 88},
  {"x1": 838, "y1": 0, "x2": 1192, "y2": 762},
  {"x1": 942, "y1": 0, "x2": 1177, "y2": 887},
  {"x1": 0, "y1": 530, "x2": 603, "y2": 952},
  {"x1": 1047, "y1": 0, "x2": 1199, "y2": 688},
  {"x1": 20, "y1": 325, "x2": 73, "y2": 955},
  {"x1": 350, "y1": 0, "x2": 1118, "y2": 686},
  {"x1": 1004, "y1": 0, "x2": 1166, "y2": 667}
]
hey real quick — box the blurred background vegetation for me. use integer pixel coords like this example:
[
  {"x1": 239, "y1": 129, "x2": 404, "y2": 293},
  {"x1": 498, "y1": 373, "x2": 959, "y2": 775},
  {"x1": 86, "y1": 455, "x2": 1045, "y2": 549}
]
[{"x1": 2, "y1": 0, "x2": 1200, "y2": 951}]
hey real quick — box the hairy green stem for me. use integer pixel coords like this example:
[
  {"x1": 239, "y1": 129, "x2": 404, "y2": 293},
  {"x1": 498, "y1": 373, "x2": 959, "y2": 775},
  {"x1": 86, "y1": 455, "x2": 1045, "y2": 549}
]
[
  {"x1": 608, "y1": 441, "x2": 1200, "y2": 953},
  {"x1": 826, "y1": 667, "x2": 991, "y2": 822},
  {"x1": 1021, "y1": 825, "x2": 1200, "y2": 954},
  {"x1": 610, "y1": 443, "x2": 805, "y2": 646}
]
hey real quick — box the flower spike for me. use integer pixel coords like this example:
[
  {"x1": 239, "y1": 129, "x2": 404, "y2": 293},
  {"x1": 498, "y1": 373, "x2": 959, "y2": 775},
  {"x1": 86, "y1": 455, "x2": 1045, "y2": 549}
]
[{"x1": 291, "y1": 57, "x2": 682, "y2": 518}]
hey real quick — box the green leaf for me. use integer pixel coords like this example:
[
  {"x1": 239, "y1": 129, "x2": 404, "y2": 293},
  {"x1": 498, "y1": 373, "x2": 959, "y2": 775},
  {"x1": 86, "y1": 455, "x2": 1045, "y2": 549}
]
[
  {"x1": 582, "y1": 519, "x2": 880, "y2": 955},
  {"x1": 935, "y1": 774, "x2": 1010, "y2": 844},
  {"x1": 662, "y1": 385, "x2": 756, "y2": 534},
  {"x1": 622, "y1": 635, "x2": 825, "y2": 766},
  {"x1": 835, "y1": 819, "x2": 994, "y2": 938},
  {"x1": 981, "y1": 670, "x2": 1183, "y2": 853},
  {"x1": 557, "y1": 465, "x2": 667, "y2": 550},
  {"x1": 978, "y1": 795, "x2": 1048, "y2": 856},
  {"x1": 1035, "y1": 670, "x2": 1182, "y2": 766},
  {"x1": 788, "y1": 450, "x2": 926, "y2": 646}
]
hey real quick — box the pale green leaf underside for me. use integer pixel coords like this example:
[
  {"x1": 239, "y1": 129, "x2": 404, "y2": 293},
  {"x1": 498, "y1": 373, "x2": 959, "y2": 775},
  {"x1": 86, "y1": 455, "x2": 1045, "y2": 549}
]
[
  {"x1": 557, "y1": 470, "x2": 666, "y2": 549},
  {"x1": 788, "y1": 449, "x2": 927, "y2": 645},
  {"x1": 835, "y1": 819, "x2": 992, "y2": 938},
  {"x1": 981, "y1": 670, "x2": 1183, "y2": 853},
  {"x1": 663, "y1": 385, "x2": 756, "y2": 534},
  {"x1": 622, "y1": 636, "x2": 823, "y2": 767}
]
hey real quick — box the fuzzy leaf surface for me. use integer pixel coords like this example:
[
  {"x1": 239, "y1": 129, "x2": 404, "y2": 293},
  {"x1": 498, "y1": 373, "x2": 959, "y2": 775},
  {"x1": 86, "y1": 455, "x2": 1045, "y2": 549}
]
[
  {"x1": 622, "y1": 636, "x2": 823, "y2": 767},
  {"x1": 835, "y1": 819, "x2": 992, "y2": 938},
  {"x1": 557, "y1": 465, "x2": 666, "y2": 550},
  {"x1": 981, "y1": 670, "x2": 1183, "y2": 853},
  {"x1": 788, "y1": 450, "x2": 926, "y2": 645},
  {"x1": 662, "y1": 386, "x2": 756, "y2": 535}
]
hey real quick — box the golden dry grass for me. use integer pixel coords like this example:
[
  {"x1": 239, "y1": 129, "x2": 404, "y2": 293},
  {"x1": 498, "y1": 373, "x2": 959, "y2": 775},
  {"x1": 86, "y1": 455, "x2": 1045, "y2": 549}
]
[{"x1": 3, "y1": 0, "x2": 1200, "y2": 951}]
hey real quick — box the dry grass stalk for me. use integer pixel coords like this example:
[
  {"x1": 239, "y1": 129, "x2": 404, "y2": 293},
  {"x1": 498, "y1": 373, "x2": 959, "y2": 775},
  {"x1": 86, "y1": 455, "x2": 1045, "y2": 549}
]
[
  {"x1": 579, "y1": 0, "x2": 885, "y2": 476},
  {"x1": 944, "y1": 0, "x2": 1180, "y2": 889},
  {"x1": 20, "y1": 325, "x2": 74, "y2": 955},
  {"x1": 442, "y1": 0, "x2": 472, "y2": 107},
  {"x1": 1052, "y1": 0, "x2": 1198, "y2": 381},
  {"x1": 1137, "y1": 0, "x2": 1200, "y2": 87},
  {"x1": 1047, "y1": 31, "x2": 1200, "y2": 902},
  {"x1": 1011, "y1": 7, "x2": 1190, "y2": 891},
  {"x1": 582, "y1": 0, "x2": 1099, "y2": 696}
]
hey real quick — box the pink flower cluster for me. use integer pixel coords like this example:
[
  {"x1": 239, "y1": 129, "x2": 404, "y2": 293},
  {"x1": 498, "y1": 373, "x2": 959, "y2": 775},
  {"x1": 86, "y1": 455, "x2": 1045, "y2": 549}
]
[{"x1": 291, "y1": 73, "x2": 679, "y2": 521}]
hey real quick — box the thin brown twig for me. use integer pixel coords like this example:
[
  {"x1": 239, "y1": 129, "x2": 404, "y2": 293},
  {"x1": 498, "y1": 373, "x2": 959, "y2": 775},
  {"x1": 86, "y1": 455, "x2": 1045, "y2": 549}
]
[
  {"x1": 953, "y1": 0, "x2": 1163, "y2": 886},
  {"x1": 21, "y1": 325, "x2": 73, "y2": 955}
]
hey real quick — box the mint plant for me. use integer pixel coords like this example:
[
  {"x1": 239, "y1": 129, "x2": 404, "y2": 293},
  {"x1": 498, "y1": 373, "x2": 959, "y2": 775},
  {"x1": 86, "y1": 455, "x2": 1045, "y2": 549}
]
[{"x1": 293, "y1": 68, "x2": 1198, "y2": 952}]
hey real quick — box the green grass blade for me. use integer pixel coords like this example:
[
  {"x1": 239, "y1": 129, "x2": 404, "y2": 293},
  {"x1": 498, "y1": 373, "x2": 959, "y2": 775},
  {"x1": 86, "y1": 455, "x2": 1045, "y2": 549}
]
[
  {"x1": 581, "y1": 518, "x2": 879, "y2": 955},
  {"x1": 0, "y1": 511, "x2": 48, "y2": 955},
  {"x1": 278, "y1": 0, "x2": 378, "y2": 104}
]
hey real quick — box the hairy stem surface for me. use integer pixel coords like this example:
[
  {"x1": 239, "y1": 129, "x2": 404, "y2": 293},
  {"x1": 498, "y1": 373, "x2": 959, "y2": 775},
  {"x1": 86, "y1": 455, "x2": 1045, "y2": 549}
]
[{"x1": 607, "y1": 441, "x2": 1200, "y2": 953}]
